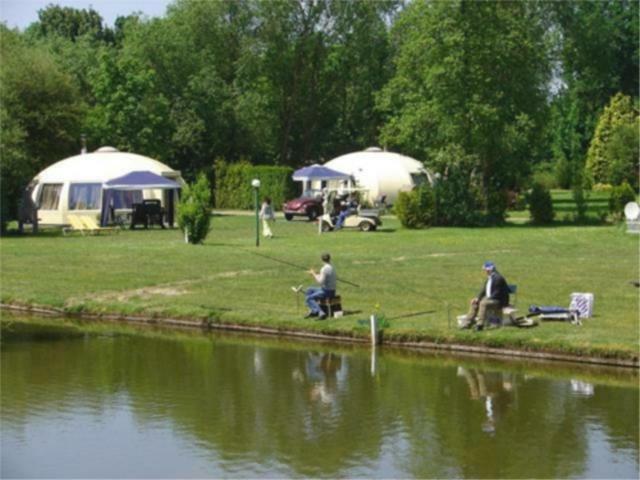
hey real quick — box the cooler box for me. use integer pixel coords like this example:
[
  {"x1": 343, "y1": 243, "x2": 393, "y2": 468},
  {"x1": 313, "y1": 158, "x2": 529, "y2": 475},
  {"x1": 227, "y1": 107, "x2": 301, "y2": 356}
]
[{"x1": 570, "y1": 293, "x2": 594, "y2": 318}]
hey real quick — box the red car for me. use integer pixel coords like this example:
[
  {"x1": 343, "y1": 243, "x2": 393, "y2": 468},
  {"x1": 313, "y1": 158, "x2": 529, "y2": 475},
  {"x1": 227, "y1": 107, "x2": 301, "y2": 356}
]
[{"x1": 283, "y1": 190, "x2": 324, "y2": 221}]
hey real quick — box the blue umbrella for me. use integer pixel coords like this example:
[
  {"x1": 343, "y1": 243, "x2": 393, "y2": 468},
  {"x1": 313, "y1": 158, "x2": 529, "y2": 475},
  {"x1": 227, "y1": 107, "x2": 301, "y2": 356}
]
[{"x1": 292, "y1": 164, "x2": 350, "y2": 181}]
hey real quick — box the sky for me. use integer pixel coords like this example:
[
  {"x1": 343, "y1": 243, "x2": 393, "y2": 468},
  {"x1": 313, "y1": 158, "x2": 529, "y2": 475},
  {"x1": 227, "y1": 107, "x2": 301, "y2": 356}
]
[{"x1": 0, "y1": 0, "x2": 174, "y2": 29}]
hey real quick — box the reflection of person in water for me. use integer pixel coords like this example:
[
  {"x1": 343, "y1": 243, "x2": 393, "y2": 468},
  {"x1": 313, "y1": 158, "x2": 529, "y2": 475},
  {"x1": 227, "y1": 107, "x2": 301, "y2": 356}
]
[
  {"x1": 306, "y1": 352, "x2": 344, "y2": 406},
  {"x1": 458, "y1": 366, "x2": 514, "y2": 435}
]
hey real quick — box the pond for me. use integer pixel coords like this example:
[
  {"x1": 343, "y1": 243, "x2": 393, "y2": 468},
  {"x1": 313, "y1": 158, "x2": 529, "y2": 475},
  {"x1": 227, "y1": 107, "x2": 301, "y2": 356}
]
[{"x1": 1, "y1": 316, "x2": 638, "y2": 479}]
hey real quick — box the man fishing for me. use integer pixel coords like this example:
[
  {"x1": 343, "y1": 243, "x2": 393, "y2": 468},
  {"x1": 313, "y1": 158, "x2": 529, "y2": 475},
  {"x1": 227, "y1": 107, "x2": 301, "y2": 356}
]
[
  {"x1": 292, "y1": 252, "x2": 337, "y2": 320},
  {"x1": 460, "y1": 261, "x2": 510, "y2": 331}
]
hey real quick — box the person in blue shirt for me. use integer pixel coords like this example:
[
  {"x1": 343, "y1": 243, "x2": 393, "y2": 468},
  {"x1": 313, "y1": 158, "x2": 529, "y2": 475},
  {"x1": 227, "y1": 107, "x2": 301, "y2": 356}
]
[{"x1": 335, "y1": 196, "x2": 358, "y2": 229}]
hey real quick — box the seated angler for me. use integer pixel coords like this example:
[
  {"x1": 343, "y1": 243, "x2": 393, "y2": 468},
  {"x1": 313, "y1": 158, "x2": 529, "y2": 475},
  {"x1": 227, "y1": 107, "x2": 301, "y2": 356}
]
[
  {"x1": 293, "y1": 253, "x2": 337, "y2": 320},
  {"x1": 461, "y1": 261, "x2": 510, "y2": 331}
]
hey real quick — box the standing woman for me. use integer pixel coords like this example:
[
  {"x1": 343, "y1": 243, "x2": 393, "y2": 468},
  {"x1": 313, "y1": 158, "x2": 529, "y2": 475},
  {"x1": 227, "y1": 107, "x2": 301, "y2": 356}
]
[{"x1": 259, "y1": 196, "x2": 275, "y2": 238}]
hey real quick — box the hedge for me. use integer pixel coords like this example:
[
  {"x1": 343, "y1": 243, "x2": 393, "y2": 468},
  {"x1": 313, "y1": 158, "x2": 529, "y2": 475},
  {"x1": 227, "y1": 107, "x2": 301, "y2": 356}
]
[{"x1": 214, "y1": 159, "x2": 296, "y2": 210}]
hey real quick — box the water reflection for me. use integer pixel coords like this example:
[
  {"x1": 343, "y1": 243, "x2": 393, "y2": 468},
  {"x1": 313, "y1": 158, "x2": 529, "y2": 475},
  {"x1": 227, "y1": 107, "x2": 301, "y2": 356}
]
[
  {"x1": 1, "y1": 317, "x2": 638, "y2": 479},
  {"x1": 457, "y1": 367, "x2": 515, "y2": 435}
]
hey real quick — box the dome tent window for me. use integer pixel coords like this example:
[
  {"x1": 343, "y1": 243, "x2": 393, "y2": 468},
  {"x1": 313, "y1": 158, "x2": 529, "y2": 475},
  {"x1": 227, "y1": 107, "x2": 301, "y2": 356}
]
[
  {"x1": 38, "y1": 184, "x2": 62, "y2": 210},
  {"x1": 68, "y1": 183, "x2": 101, "y2": 210},
  {"x1": 112, "y1": 190, "x2": 143, "y2": 209},
  {"x1": 411, "y1": 173, "x2": 430, "y2": 187}
]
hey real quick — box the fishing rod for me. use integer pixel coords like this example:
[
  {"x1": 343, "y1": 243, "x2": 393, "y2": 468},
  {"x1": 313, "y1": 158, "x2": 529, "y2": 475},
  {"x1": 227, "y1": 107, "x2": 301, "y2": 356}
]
[{"x1": 248, "y1": 250, "x2": 361, "y2": 288}]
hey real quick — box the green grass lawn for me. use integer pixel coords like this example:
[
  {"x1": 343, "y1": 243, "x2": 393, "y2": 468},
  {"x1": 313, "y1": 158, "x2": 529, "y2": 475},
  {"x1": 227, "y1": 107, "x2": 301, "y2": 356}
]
[{"x1": 1, "y1": 199, "x2": 638, "y2": 360}]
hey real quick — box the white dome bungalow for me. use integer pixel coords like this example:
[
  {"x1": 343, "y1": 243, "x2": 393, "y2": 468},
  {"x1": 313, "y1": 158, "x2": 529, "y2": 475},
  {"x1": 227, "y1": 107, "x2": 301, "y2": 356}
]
[
  {"x1": 323, "y1": 147, "x2": 432, "y2": 205},
  {"x1": 30, "y1": 147, "x2": 183, "y2": 227}
]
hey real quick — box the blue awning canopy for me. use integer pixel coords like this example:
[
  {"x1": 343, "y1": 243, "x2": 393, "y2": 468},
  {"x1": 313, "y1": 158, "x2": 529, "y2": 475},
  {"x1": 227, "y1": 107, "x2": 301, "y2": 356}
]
[
  {"x1": 292, "y1": 164, "x2": 350, "y2": 182},
  {"x1": 104, "y1": 171, "x2": 180, "y2": 190}
]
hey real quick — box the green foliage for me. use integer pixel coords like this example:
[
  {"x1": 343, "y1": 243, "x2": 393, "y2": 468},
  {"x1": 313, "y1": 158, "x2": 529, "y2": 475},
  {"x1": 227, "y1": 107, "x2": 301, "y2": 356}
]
[
  {"x1": 586, "y1": 93, "x2": 638, "y2": 186},
  {"x1": 213, "y1": 159, "x2": 295, "y2": 210},
  {"x1": 572, "y1": 181, "x2": 589, "y2": 224},
  {"x1": 527, "y1": 183, "x2": 555, "y2": 225},
  {"x1": 377, "y1": 1, "x2": 550, "y2": 221},
  {"x1": 177, "y1": 173, "x2": 212, "y2": 244},
  {"x1": 531, "y1": 162, "x2": 560, "y2": 190},
  {"x1": 0, "y1": 27, "x2": 84, "y2": 229},
  {"x1": 550, "y1": 1, "x2": 639, "y2": 181},
  {"x1": 394, "y1": 185, "x2": 434, "y2": 229},
  {"x1": 35, "y1": 5, "x2": 111, "y2": 43},
  {"x1": 608, "y1": 182, "x2": 637, "y2": 220},
  {"x1": 604, "y1": 119, "x2": 639, "y2": 188},
  {"x1": 431, "y1": 145, "x2": 485, "y2": 226}
]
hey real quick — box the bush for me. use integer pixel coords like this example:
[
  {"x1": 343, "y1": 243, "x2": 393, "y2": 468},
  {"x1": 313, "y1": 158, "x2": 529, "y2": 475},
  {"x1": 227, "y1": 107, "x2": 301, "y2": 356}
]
[
  {"x1": 395, "y1": 184, "x2": 435, "y2": 229},
  {"x1": 430, "y1": 145, "x2": 484, "y2": 226},
  {"x1": 586, "y1": 93, "x2": 638, "y2": 185},
  {"x1": 177, "y1": 173, "x2": 212, "y2": 244},
  {"x1": 609, "y1": 182, "x2": 637, "y2": 220},
  {"x1": 527, "y1": 182, "x2": 554, "y2": 225},
  {"x1": 214, "y1": 159, "x2": 295, "y2": 210},
  {"x1": 531, "y1": 161, "x2": 560, "y2": 190}
]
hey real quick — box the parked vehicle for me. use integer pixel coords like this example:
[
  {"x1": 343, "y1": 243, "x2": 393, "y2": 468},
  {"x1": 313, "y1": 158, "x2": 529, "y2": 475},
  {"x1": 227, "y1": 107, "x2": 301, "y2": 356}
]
[
  {"x1": 283, "y1": 190, "x2": 324, "y2": 221},
  {"x1": 320, "y1": 207, "x2": 381, "y2": 232}
]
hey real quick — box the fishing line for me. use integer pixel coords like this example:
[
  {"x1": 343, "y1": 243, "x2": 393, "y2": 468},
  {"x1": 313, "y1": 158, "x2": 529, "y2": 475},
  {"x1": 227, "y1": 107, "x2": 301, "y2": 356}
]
[
  {"x1": 247, "y1": 249, "x2": 361, "y2": 288},
  {"x1": 226, "y1": 245, "x2": 450, "y2": 320}
]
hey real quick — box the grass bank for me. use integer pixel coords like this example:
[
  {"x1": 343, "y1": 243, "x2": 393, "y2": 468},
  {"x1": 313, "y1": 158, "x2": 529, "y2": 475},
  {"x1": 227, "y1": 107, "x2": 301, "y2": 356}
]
[{"x1": 1, "y1": 200, "x2": 638, "y2": 363}]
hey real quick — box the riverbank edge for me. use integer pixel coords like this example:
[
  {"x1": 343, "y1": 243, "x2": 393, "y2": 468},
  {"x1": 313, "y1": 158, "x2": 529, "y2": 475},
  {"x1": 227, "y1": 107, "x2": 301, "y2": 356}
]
[{"x1": 2, "y1": 302, "x2": 638, "y2": 369}]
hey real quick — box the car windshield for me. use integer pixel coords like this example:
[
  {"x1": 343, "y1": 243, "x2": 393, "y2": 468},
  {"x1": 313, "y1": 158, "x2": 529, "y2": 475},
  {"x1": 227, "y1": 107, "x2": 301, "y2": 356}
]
[{"x1": 301, "y1": 189, "x2": 322, "y2": 199}]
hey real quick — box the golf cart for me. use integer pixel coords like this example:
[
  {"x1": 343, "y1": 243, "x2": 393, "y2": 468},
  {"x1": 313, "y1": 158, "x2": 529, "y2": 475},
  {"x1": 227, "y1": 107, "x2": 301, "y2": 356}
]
[{"x1": 320, "y1": 190, "x2": 381, "y2": 232}]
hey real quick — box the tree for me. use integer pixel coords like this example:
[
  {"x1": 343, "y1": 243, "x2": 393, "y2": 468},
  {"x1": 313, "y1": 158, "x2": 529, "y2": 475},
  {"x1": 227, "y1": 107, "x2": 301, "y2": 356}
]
[
  {"x1": 585, "y1": 93, "x2": 638, "y2": 186},
  {"x1": 34, "y1": 5, "x2": 111, "y2": 43},
  {"x1": 377, "y1": 0, "x2": 551, "y2": 223},
  {"x1": 0, "y1": 27, "x2": 84, "y2": 229},
  {"x1": 549, "y1": 0, "x2": 639, "y2": 176}
]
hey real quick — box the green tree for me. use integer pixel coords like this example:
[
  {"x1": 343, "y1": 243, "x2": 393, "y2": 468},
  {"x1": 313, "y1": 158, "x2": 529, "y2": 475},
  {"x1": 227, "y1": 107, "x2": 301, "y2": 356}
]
[
  {"x1": 585, "y1": 93, "x2": 638, "y2": 186},
  {"x1": 377, "y1": 0, "x2": 550, "y2": 223},
  {"x1": 33, "y1": 4, "x2": 113, "y2": 43},
  {"x1": 84, "y1": 46, "x2": 172, "y2": 160},
  {"x1": 0, "y1": 27, "x2": 84, "y2": 229},
  {"x1": 177, "y1": 173, "x2": 212, "y2": 244},
  {"x1": 550, "y1": 0, "x2": 639, "y2": 172},
  {"x1": 528, "y1": 182, "x2": 555, "y2": 225}
]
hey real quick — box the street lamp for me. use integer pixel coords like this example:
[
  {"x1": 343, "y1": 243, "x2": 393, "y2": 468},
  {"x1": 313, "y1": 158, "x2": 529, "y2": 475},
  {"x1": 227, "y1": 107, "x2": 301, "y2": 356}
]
[{"x1": 252, "y1": 178, "x2": 261, "y2": 247}]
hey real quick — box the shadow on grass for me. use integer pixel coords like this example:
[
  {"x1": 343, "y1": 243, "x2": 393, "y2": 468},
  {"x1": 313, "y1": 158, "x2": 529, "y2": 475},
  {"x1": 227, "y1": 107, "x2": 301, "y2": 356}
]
[{"x1": 501, "y1": 219, "x2": 612, "y2": 229}]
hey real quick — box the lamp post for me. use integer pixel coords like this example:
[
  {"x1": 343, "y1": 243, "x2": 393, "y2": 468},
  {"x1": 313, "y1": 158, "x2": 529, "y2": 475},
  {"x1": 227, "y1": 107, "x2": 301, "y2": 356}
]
[{"x1": 252, "y1": 178, "x2": 261, "y2": 247}]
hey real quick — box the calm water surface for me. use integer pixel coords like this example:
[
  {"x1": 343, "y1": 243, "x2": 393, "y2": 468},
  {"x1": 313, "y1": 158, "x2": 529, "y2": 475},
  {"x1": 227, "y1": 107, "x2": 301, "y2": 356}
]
[{"x1": 1, "y1": 316, "x2": 638, "y2": 478}]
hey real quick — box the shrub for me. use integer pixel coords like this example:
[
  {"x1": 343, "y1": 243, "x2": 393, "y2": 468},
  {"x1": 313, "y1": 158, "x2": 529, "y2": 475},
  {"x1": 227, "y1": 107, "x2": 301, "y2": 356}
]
[
  {"x1": 395, "y1": 184, "x2": 435, "y2": 229},
  {"x1": 527, "y1": 182, "x2": 554, "y2": 225},
  {"x1": 430, "y1": 145, "x2": 484, "y2": 226},
  {"x1": 177, "y1": 173, "x2": 212, "y2": 244},
  {"x1": 586, "y1": 93, "x2": 638, "y2": 185},
  {"x1": 531, "y1": 161, "x2": 560, "y2": 190},
  {"x1": 592, "y1": 183, "x2": 613, "y2": 192},
  {"x1": 214, "y1": 159, "x2": 295, "y2": 210},
  {"x1": 609, "y1": 182, "x2": 637, "y2": 220}
]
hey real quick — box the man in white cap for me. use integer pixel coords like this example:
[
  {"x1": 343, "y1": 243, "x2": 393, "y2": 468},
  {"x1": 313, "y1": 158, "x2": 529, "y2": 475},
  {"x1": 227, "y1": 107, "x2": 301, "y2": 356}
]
[{"x1": 461, "y1": 261, "x2": 510, "y2": 331}]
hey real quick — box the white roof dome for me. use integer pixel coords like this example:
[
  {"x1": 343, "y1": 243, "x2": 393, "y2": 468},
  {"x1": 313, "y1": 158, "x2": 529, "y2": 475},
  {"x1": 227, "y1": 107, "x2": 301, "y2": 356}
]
[
  {"x1": 34, "y1": 147, "x2": 179, "y2": 183},
  {"x1": 325, "y1": 148, "x2": 427, "y2": 177}
]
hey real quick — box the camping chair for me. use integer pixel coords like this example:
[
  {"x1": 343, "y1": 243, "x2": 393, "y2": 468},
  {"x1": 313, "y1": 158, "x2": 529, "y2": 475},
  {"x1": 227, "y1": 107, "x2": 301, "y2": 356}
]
[
  {"x1": 79, "y1": 215, "x2": 120, "y2": 234},
  {"x1": 63, "y1": 214, "x2": 90, "y2": 236}
]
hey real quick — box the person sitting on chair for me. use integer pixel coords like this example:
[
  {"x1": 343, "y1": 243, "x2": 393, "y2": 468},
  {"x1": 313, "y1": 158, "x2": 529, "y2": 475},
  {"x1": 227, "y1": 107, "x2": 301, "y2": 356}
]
[
  {"x1": 293, "y1": 253, "x2": 337, "y2": 320},
  {"x1": 461, "y1": 261, "x2": 510, "y2": 331},
  {"x1": 335, "y1": 196, "x2": 358, "y2": 229}
]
